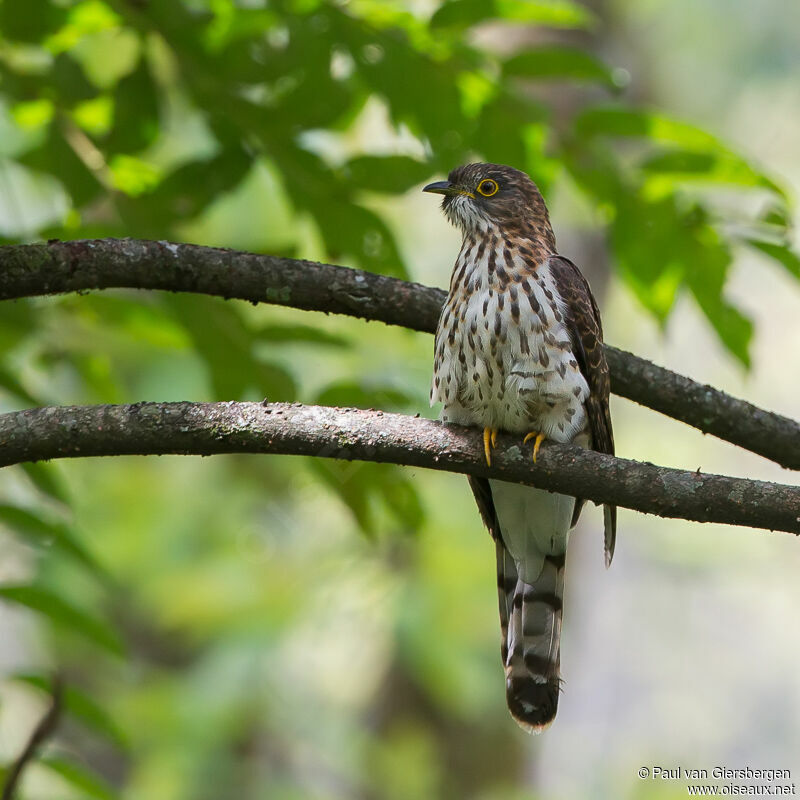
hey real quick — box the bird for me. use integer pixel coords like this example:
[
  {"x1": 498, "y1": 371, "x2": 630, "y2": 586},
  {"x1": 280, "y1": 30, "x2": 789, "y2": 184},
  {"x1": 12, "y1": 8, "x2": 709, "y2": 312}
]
[{"x1": 423, "y1": 163, "x2": 616, "y2": 732}]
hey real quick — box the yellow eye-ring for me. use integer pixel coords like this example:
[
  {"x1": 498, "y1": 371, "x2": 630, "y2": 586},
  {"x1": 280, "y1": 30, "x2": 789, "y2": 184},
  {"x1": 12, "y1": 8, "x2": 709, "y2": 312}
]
[{"x1": 477, "y1": 178, "x2": 499, "y2": 197}]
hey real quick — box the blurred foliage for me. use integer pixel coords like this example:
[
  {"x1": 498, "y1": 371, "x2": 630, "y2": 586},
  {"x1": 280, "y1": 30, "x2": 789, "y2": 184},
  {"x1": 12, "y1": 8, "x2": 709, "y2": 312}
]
[
  {"x1": 0, "y1": 0, "x2": 797, "y2": 798},
  {"x1": 0, "y1": 0, "x2": 796, "y2": 357}
]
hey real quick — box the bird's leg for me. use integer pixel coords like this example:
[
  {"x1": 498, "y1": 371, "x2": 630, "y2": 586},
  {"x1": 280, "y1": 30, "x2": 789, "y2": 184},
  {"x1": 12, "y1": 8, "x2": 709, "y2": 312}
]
[
  {"x1": 483, "y1": 427, "x2": 498, "y2": 466},
  {"x1": 523, "y1": 431, "x2": 547, "y2": 463}
]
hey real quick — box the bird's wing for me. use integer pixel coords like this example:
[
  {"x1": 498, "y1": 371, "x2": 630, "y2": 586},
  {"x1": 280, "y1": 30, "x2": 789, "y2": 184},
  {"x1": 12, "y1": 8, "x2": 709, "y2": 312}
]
[{"x1": 548, "y1": 255, "x2": 617, "y2": 565}]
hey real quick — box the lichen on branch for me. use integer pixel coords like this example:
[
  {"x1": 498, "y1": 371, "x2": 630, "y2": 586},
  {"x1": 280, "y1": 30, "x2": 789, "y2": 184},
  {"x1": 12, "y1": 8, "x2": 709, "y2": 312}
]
[{"x1": 0, "y1": 402, "x2": 798, "y2": 535}]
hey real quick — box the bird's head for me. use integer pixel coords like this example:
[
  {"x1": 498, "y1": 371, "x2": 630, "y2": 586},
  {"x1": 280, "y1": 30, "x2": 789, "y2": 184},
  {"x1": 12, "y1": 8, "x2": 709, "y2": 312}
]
[{"x1": 423, "y1": 162, "x2": 553, "y2": 245}]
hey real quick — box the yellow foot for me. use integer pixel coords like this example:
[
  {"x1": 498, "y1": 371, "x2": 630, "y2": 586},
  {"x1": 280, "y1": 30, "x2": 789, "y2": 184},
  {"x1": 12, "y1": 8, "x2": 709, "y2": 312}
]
[
  {"x1": 483, "y1": 427, "x2": 498, "y2": 466},
  {"x1": 523, "y1": 431, "x2": 547, "y2": 463}
]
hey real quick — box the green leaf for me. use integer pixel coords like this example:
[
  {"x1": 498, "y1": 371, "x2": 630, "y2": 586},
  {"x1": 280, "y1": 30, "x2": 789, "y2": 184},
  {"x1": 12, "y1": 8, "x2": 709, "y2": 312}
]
[
  {"x1": 50, "y1": 52, "x2": 97, "y2": 104},
  {"x1": 20, "y1": 463, "x2": 70, "y2": 506},
  {"x1": 41, "y1": 756, "x2": 117, "y2": 800},
  {"x1": 431, "y1": 0, "x2": 594, "y2": 31},
  {"x1": 13, "y1": 673, "x2": 127, "y2": 748},
  {"x1": 71, "y1": 95, "x2": 114, "y2": 137},
  {"x1": 689, "y1": 287, "x2": 753, "y2": 367},
  {"x1": 609, "y1": 197, "x2": 686, "y2": 321},
  {"x1": 503, "y1": 46, "x2": 616, "y2": 87},
  {"x1": 0, "y1": 0, "x2": 68, "y2": 43},
  {"x1": 0, "y1": 365, "x2": 39, "y2": 405},
  {"x1": 681, "y1": 220, "x2": 753, "y2": 366},
  {"x1": 640, "y1": 147, "x2": 786, "y2": 198},
  {"x1": 576, "y1": 107, "x2": 787, "y2": 196},
  {"x1": 381, "y1": 476, "x2": 424, "y2": 531},
  {"x1": 255, "y1": 324, "x2": 350, "y2": 348},
  {"x1": 759, "y1": 205, "x2": 792, "y2": 229},
  {"x1": 70, "y1": 27, "x2": 141, "y2": 90},
  {"x1": 165, "y1": 295, "x2": 296, "y2": 401},
  {"x1": 474, "y1": 92, "x2": 548, "y2": 175},
  {"x1": 344, "y1": 156, "x2": 434, "y2": 194},
  {"x1": 204, "y1": 6, "x2": 279, "y2": 51},
  {"x1": 575, "y1": 107, "x2": 720, "y2": 147},
  {"x1": 108, "y1": 154, "x2": 161, "y2": 196},
  {"x1": 746, "y1": 240, "x2": 800, "y2": 279},
  {"x1": 332, "y1": 12, "x2": 465, "y2": 159},
  {"x1": 311, "y1": 460, "x2": 423, "y2": 536},
  {"x1": 20, "y1": 126, "x2": 104, "y2": 207},
  {"x1": 143, "y1": 147, "x2": 253, "y2": 224},
  {"x1": 0, "y1": 585, "x2": 123, "y2": 655},
  {"x1": 105, "y1": 58, "x2": 160, "y2": 154},
  {"x1": 314, "y1": 380, "x2": 413, "y2": 410},
  {"x1": 316, "y1": 200, "x2": 407, "y2": 277},
  {"x1": 0, "y1": 505, "x2": 101, "y2": 574}
]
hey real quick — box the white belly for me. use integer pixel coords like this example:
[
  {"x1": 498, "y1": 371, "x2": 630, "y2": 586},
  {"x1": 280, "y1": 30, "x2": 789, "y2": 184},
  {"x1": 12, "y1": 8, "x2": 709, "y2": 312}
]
[{"x1": 431, "y1": 253, "x2": 589, "y2": 442}]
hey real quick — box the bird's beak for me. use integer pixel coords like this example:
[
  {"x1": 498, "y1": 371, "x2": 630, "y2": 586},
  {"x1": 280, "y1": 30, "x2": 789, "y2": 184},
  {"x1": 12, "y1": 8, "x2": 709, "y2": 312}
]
[{"x1": 422, "y1": 180, "x2": 474, "y2": 198}]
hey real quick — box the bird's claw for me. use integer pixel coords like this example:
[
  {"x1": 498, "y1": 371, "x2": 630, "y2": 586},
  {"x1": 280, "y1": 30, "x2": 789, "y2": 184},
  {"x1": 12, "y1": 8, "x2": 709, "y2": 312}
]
[
  {"x1": 523, "y1": 431, "x2": 546, "y2": 462},
  {"x1": 483, "y1": 427, "x2": 498, "y2": 466}
]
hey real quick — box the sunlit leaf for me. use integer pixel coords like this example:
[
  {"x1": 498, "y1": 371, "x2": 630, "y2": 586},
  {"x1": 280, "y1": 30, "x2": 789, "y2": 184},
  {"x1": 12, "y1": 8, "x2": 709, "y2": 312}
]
[
  {"x1": 204, "y1": 5, "x2": 279, "y2": 51},
  {"x1": 70, "y1": 27, "x2": 141, "y2": 90},
  {"x1": 576, "y1": 107, "x2": 788, "y2": 199},
  {"x1": 10, "y1": 98, "x2": 54, "y2": 131},
  {"x1": 575, "y1": 107, "x2": 719, "y2": 147},
  {"x1": 109, "y1": 155, "x2": 162, "y2": 196},
  {"x1": 641, "y1": 147, "x2": 786, "y2": 198},
  {"x1": 71, "y1": 94, "x2": 114, "y2": 137},
  {"x1": 45, "y1": 0, "x2": 122, "y2": 54},
  {"x1": 431, "y1": 0, "x2": 594, "y2": 31}
]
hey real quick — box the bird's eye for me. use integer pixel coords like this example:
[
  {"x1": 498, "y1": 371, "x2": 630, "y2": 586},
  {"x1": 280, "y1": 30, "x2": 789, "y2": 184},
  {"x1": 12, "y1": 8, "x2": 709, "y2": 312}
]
[{"x1": 477, "y1": 179, "x2": 499, "y2": 197}]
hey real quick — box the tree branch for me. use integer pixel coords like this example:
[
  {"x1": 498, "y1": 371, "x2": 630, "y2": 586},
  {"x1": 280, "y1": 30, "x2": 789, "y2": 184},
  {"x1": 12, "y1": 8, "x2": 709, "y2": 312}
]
[
  {"x1": 1, "y1": 238, "x2": 797, "y2": 469},
  {"x1": 1, "y1": 676, "x2": 63, "y2": 800},
  {"x1": 0, "y1": 402, "x2": 798, "y2": 534}
]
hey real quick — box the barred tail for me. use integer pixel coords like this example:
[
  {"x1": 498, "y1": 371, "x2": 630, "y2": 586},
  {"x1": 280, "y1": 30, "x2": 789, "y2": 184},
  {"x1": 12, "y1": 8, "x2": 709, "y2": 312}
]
[{"x1": 497, "y1": 542, "x2": 565, "y2": 733}]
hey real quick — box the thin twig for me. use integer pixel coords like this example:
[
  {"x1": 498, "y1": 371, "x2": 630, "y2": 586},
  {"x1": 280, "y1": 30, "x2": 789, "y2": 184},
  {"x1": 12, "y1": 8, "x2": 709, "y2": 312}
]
[
  {"x1": 0, "y1": 238, "x2": 797, "y2": 469},
  {"x1": 0, "y1": 402, "x2": 798, "y2": 534},
  {"x1": 1, "y1": 676, "x2": 63, "y2": 800}
]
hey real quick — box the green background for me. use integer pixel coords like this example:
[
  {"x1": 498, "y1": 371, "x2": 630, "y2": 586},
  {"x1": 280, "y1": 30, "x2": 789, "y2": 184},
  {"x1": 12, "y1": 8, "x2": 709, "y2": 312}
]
[{"x1": 0, "y1": 0, "x2": 798, "y2": 798}]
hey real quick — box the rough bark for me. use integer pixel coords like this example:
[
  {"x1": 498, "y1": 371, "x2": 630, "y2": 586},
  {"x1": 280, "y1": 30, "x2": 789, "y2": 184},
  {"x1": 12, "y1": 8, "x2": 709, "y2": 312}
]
[
  {"x1": 1, "y1": 238, "x2": 797, "y2": 469},
  {"x1": 0, "y1": 402, "x2": 798, "y2": 534}
]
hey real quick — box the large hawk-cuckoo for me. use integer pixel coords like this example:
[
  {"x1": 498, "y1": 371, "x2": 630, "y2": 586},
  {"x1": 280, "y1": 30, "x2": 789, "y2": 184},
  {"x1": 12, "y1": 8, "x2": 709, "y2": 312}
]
[{"x1": 423, "y1": 163, "x2": 616, "y2": 732}]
